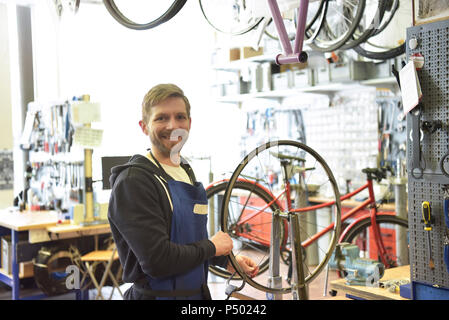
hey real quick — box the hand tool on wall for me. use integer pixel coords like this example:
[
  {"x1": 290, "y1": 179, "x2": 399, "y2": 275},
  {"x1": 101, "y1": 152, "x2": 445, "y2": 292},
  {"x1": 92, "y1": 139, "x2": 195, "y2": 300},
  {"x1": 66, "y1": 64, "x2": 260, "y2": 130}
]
[
  {"x1": 422, "y1": 201, "x2": 435, "y2": 270},
  {"x1": 410, "y1": 106, "x2": 424, "y2": 179},
  {"x1": 443, "y1": 188, "x2": 449, "y2": 273}
]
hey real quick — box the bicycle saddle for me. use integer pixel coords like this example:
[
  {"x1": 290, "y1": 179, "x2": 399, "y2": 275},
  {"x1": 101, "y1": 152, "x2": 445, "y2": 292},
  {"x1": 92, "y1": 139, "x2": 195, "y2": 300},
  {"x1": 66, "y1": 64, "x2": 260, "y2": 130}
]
[
  {"x1": 362, "y1": 167, "x2": 388, "y2": 182},
  {"x1": 269, "y1": 151, "x2": 305, "y2": 162}
]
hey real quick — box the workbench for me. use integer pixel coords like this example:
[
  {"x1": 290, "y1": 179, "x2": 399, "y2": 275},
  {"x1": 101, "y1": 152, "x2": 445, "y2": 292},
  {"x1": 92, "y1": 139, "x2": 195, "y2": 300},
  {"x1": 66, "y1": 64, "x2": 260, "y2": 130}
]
[
  {"x1": 0, "y1": 207, "x2": 110, "y2": 300},
  {"x1": 329, "y1": 265, "x2": 410, "y2": 300}
]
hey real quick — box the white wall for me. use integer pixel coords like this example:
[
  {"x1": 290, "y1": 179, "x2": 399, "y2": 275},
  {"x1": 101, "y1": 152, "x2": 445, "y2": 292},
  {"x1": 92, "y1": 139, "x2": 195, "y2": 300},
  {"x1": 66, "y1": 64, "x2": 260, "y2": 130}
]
[
  {"x1": 0, "y1": 4, "x2": 14, "y2": 207},
  {"x1": 30, "y1": 1, "x2": 246, "y2": 186}
]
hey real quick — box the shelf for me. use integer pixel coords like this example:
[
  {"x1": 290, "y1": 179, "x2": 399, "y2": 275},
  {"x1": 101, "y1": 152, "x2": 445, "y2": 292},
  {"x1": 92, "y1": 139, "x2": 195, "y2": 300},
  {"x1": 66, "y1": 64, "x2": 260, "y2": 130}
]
[
  {"x1": 0, "y1": 263, "x2": 33, "y2": 280},
  {"x1": 216, "y1": 77, "x2": 397, "y2": 103},
  {"x1": 212, "y1": 54, "x2": 277, "y2": 71}
]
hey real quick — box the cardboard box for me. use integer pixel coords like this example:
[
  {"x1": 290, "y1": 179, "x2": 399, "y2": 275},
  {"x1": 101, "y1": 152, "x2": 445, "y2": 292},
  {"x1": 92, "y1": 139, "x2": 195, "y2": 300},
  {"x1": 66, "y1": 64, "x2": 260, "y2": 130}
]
[
  {"x1": 241, "y1": 46, "x2": 264, "y2": 59},
  {"x1": 280, "y1": 62, "x2": 308, "y2": 73},
  {"x1": 19, "y1": 261, "x2": 34, "y2": 278},
  {"x1": 1, "y1": 233, "x2": 35, "y2": 274},
  {"x1": 229, "y1": 48, "x2": 240, "y2": 61}
]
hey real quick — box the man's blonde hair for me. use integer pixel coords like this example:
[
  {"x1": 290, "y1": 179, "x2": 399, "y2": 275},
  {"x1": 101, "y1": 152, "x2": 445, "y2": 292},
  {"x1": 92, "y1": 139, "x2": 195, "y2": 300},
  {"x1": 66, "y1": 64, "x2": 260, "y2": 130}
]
[{"x1": 141, "y1": 83, "x2": 191, "y2": 124}]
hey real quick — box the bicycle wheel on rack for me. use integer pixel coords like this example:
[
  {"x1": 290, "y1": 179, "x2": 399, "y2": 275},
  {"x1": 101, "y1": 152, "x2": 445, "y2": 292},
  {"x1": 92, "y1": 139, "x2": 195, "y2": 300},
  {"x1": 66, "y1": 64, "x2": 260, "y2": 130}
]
[
  {"x1": 308, "y1": 0, "x2": 366, "y2": 52},
  {"x1": 206, "y1": 180, "x2": 287, "y2": 279},
  {"x1": 222, "y1": 140, "x2": 341, "y2": 295},
  {"x1": 339, "y1": 0, "x2": 389, "y2": 50},
  {"x1": 341, "y1": 214, "x2": 409, "y2": 268},
  {"x1": 102, "y1": 0, "x2": 187, "y2": 30},
  {"x1": 199, "y1": 0, "x2": 264, "y2": 35},
  {"x1": 264, "y1": 0, "x2": 327, "y2": 43},
  {"x1": 352, "y1": 0, "x2": 411, "y2": 60}
]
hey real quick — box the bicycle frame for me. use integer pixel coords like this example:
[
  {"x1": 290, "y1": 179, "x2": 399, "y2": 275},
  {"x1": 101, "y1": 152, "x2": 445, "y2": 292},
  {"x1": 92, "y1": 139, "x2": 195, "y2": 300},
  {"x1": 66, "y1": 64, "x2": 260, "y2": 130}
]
[
  {"x1": 267, "y1": 0, "x2": 309, "y2": 64},
  {"x1": 208, "y1": 175, "x2": 392, "y2": 267}
]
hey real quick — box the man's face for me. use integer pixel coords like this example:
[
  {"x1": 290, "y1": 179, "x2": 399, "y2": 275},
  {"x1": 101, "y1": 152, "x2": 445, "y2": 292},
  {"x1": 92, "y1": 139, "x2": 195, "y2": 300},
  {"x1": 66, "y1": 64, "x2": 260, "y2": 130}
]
[{"x1": 140, "y1": 97, "x2": 191, "y2": 158}]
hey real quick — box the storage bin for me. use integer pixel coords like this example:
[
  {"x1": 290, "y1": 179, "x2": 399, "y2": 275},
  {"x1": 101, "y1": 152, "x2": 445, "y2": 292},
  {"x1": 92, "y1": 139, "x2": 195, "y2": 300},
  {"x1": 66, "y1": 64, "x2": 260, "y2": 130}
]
[
  {"x1": 314, "y1": 65, "x2": 330, "y2": 84},
  {"x1": 367, "y1": 59, "x2": 395, "y2": 79},
  {"x1": 329, "y1": 60, "x2": 373, "y2": 82},
  {"x1": 272, "y1": 72, "x2": 291, "y2": 90},
  {"x1": 292, "y1": 68, "x2": 314, "y2": 87}
]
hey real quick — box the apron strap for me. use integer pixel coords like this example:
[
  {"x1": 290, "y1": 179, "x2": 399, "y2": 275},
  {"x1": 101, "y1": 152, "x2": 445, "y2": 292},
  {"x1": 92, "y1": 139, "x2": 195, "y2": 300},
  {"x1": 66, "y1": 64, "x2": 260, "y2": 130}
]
[{"x1": 149, "y1": 150, "x2": 197, "y2": 184}]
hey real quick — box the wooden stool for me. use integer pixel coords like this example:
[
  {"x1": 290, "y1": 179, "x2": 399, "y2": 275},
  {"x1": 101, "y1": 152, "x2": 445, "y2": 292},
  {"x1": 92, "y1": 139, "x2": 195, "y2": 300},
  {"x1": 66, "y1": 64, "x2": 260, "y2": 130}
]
[{"x1": 81, "y1": 248, "x2": 123, "y2": 300}]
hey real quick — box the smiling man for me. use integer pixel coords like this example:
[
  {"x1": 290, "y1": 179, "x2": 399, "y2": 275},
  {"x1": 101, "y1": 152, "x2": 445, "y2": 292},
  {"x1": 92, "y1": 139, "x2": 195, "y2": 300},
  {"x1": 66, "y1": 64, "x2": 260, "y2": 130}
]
[{"x1": 107, "y1": 84, "x2": 258, "y2": 300}]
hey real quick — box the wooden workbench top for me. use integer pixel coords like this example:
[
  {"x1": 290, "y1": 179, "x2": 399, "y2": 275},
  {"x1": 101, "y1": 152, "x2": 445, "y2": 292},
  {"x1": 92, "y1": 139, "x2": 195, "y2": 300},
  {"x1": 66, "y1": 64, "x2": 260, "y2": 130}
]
[
  {"x1": 47, "y1": 223, "x2": 110, "y2": 234},
  {"x1": 330, "y1": 265, "x2": 410, "y2": 300},
  {"x1": 0, "y1": 208, "x2": 63, "y2": 231}
]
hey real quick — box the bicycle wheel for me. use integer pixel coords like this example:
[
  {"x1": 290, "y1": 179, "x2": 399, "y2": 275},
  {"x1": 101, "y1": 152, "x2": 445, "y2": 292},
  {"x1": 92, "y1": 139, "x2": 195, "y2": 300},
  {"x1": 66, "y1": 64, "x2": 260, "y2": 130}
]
[
  {"x1": 352, "y1": 0, "x2": 410, "y2": 60},
  {"x1": 341, "y1": 214, "x2": 409, "y2": 268},
  {"x1": 222, "y1": 140, "x2": 341, "y2": 294},
  {"x1": 264, "y1": 0, "x2": 327, "y2": 42},
  {"x1": 206, "y1": 180, "x2": 287, "y2": 279},
  {"x1": 102, "y1": 0, "x2": 187, "y2": 30},
  {"x1": 199, "y1": 0, "x2": 264, "y2": 35},
  {"x1": 308, "y1": 0, "x2": 366, "y2": 52},
  {"x1": 339, "y1": 0, "x2": 389, "y2": 50}
]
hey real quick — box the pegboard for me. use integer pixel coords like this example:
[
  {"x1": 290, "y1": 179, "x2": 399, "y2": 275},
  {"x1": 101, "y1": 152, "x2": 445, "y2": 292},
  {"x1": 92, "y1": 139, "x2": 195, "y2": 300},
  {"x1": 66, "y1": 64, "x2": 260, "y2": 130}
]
[{"x1": 406, "y1": 19, "x2": 449, "y2": 289}]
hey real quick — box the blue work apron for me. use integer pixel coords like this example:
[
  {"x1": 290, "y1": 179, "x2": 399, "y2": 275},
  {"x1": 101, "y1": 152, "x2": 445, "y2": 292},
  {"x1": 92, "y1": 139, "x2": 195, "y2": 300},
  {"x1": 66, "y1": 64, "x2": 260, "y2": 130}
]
[{"x1": 145, "y1": 178, "x2": 209, "y2": 300}]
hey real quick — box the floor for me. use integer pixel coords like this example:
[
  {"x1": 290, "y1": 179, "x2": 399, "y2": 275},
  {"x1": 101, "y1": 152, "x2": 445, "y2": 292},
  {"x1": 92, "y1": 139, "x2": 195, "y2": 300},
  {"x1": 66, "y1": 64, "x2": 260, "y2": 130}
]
[{"x1": 0, "y1": 267, "x2": 348, "y2": 300}]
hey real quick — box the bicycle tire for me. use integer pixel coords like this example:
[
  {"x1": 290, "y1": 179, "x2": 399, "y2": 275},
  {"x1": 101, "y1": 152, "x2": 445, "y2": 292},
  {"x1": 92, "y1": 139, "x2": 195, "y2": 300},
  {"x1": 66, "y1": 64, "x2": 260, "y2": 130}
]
[
  {"x1": 339, "y1": 0, "x2": 389, "y2": 50},
  {"x1": 353, "y1": 42, "x2": 405, "y2": 60},
  {"x1": 199, "y1": 0, "x2": 264, "y2": 35},
  {"x1": 352, "y1": 0, "x2": 406, "y2": 60},
  {"x1": 102, "y1": 0, "x2": 187, "y2": 30},
  {"x1": 371, "y1": 0, "x2": 400, "y2": 37},
  {"x1": 206, "y1": 180, "x2": 287, "y2": 279},
  {"x1": 341, "y1": 214, "x2": 409, "y2": 268},
  {"x1": 265, "y1": 0, "x2": 327, "y2": 42},
  {"x1": 222, "y1": 140, "x2": 341, "y2": 294},
  {"x1": 33, "y1": 245, "x2": 74, "y2": 296},
  {"x1": 308, "y1": 0, "x2": 366, "y2": 52}
]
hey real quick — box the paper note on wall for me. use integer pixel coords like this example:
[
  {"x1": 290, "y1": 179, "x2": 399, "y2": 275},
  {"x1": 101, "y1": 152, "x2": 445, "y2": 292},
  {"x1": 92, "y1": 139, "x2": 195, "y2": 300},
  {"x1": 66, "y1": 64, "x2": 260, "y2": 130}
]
[
  {"x1": 399, "y1": 60, "x2": 422, "y2": 115},
  {"x1": 72, "y1": 102, "x2": 101, "y2": 124},
  {"x1": 74, "y1": 127, "x2": 103, "y2": 148}
]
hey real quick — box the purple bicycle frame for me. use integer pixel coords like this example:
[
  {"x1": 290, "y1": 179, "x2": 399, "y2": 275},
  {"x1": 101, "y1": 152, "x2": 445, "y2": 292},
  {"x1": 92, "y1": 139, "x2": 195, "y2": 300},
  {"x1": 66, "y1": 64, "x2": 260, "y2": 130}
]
[{"x1": 266, "y1": 0, "x2": 309, "y2": 65}]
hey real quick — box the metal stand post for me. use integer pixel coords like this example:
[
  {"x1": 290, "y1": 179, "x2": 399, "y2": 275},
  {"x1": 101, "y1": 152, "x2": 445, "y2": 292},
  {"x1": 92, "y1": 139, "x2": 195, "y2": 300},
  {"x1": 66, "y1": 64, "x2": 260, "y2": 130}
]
[
  {"x1": 268, "y1": 209, "x2": 283, "y2": 300},
  {"x1": 81, "y1": 94, "x2": 95, "y2": 225},
  {"x1": 393, "y1": 178, "x2": 409, "y2": 265},
  {"x1": 289, "y1": 213, "x2": 308, "y2": 300}
]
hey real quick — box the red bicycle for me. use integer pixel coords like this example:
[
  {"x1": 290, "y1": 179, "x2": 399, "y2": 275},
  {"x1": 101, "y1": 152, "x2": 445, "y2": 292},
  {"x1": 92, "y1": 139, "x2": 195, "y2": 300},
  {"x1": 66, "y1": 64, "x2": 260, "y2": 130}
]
[{"x1": 207, "y1": 140, "x2": 408, "y2": 295}]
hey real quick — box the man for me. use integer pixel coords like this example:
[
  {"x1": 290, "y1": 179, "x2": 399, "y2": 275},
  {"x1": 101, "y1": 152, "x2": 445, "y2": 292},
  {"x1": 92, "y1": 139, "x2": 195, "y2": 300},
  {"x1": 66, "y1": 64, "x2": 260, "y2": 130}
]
[{"x1": 108, "y1": 83, "x2": 258, "y2": 300}]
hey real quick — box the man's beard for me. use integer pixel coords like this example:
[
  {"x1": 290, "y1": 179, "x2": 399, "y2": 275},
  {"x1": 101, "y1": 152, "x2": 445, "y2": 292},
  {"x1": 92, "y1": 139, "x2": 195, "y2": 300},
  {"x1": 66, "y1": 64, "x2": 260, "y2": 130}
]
[{"x1": 149, "y1": 131, "x2": 172, "y2": 157}]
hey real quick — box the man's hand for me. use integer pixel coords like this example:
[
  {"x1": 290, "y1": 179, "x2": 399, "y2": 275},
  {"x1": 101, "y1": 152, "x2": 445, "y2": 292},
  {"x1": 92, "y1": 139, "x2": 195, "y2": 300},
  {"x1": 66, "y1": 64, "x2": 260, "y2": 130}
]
[
  {"x1": 227, "y1": 255, "x2": 259, "y2": 278},
  {"x1": 210, "y1": 231, "x2": 233, "y2": 256}
]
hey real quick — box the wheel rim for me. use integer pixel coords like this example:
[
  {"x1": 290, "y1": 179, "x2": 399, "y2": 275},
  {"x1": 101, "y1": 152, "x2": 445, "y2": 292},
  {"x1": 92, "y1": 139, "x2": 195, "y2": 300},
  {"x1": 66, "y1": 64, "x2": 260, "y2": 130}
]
[
  {"x1": 342, "y1": 215, "x2": 409, "y2": 268},
  {"x1": 207, "y1": 180, "x2": 285, "y2": 279},
  {"x1": 199, "y1": 0, "x2": 263, "y2": 35},
  {"x1": 222, "y1": 140, "x2": 341, "y2": 294},
  {"x1": 103, "y1": 0, "x2": 186, "y2": 30},
  {"x1": 309, "y1": 0, "x2": 366, "y2": 52}
]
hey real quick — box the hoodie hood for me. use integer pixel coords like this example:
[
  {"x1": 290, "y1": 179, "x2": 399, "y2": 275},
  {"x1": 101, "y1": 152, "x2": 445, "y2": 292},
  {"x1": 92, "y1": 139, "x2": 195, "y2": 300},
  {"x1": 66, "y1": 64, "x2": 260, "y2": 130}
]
[{"x1": 109, "y1": 154, "x2": 161, "y2": 189}]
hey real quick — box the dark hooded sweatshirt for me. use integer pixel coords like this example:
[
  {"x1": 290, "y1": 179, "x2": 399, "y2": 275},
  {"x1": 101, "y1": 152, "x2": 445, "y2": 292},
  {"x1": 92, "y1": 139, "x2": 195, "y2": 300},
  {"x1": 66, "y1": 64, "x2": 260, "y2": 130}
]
[{"x1": 107, "y1": 154, "x2": 227, "y2": 299}]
